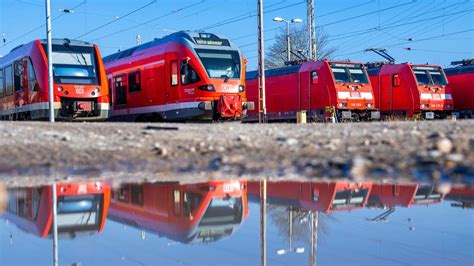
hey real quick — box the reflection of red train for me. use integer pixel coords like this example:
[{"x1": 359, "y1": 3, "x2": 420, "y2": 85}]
[
  {"x1": 367, "y1": 63, "x2": 454, "y2": 119},
  {"x1": 246, "y1": 61, "x2": 380, "y2": 122},
  {"x1": 445, "y1": 59, "x2": 474, "y2": 118},
  {"x1": 248, "y1": 181, "x2": 373, "y2": 213},
  {"x1": 109, "y1": 180, "x2": 248, "y2": 243},
  {"x1": 1, "y1": 182, "x2": 110, "y2": 238},
  {"x1": 104, "y1": 31, "x2": 250, "y2": 122},
  {"x1": 0, "y1": 39, "x2": 109, "y2": 121},
  {"x1": 446, "y1": 186, "x2": 474, "y2": 209},
  {"x1": 367, "y1": 184, "x2": 445, "y2": 208}
]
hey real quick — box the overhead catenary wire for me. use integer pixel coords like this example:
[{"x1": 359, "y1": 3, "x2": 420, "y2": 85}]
[{"x1": 74, "y1": 0, "x2": 157, "y2": 39}]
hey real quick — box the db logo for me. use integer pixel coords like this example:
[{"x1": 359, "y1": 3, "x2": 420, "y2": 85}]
[
  {"x1": 222, "y1": 84, "x2": 237, "y2": 92},
  {"x1": 78, "y1": 184, "x2": 88, "y2": 194}
]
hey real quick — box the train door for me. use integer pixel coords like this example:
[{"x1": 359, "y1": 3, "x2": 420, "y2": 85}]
[
  {"x1": 114, "y1": 74, "x2": 127, "y2": 109},
  {"x1": 13, "y1": 58, "x2": 27, "y2": 112},
  {"x1": 299, "y1": 71, "x2": 311, "y2": 112},
  {"x1": 165, "y1": 53, "x2": 181, "y2": 103},
  {"x1": 380, "y1": 74, "x2": 392, "y2": 113}
]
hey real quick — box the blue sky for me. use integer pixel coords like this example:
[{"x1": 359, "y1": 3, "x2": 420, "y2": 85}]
[{"x1": 1, "y1": 0, "x2": 473, "y2": 70}]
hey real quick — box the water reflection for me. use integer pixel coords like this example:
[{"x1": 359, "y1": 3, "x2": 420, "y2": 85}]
[
  {"x1": 0, "y1": 179, "x2": 472, "y2": 265},
  {"x1": 109, "y1": 180, "x2": 248, "y2": 243},
  {"x1": 1, "y1": 182, "x2": 110, "y2": 238}
]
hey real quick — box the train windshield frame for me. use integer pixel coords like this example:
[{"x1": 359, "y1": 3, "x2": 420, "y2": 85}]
[
  {"x1": 330, "y1": 63, "x2": 369, "y2": 84},
  {"x1": 195, "y1": 49, "x2": 241, "y2": 79},
  {"x1": 53, "y1": 194, "x2": 102, "y2": 233},
  {"x1": 44, "y1": 44, "x2": 99, "y2": 85},
  {"x1": 199, "y1": 197, "x2": 243, "y2": 226},
  {"x1": 412, "y1": 66, "x2": 448, "y2": 86}
]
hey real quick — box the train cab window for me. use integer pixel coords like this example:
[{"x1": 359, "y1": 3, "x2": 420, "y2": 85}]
[
  {"x1": 0, "y1": 69, "x2": 4, "y2": 97},
  {"x1": 114, "y1": 75, "x2": 127, "y2": 105},
  {"x1": 14, "y1": 60, "x2": 25, "y2": 92},
  {"x1": 181, "y1": 62, "x2": 200, "y2": 85},
  {"x1": 27, "y1": 58, "x2": 38, "y2": 91},
  {"x1": 4, "y1": 65, "x2": 13, "y2": 96},
  {"x1": 128, "y1": 71, "x2": 141, "y2": 93},
  {"x1": 311, "y1": 71, "x2": 319, "y2": 84},
  {"x1": 171, "y1": 61, "x2": 178, "y2": 86},
  {"x1": 173, "y1": 190, "x2": 181, "y2": 216}
]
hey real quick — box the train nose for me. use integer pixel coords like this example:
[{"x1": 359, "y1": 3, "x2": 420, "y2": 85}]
[{"x1": 218, "y1": 95, "x2": 243, "y2": 118}]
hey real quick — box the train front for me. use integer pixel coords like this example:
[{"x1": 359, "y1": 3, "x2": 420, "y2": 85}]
[
  {"x1": 183, "y1": 32, "x2": 251, "y2": 120},
  {"x1": 410, "y1": 64, "x2": 454, "y2": 119},
  {"x1": 41, "y1": 39, "x2": 109, "y2": 121},
  {"x1": 328, "y1": 61, "x2": 380, "y2": 121}
]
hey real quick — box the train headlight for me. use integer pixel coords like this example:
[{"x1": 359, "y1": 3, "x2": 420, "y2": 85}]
[
  {"x1": 338, "y1": 102, "x2": 347, "y2": 107},
  {"x1": 199, "y1": 84, "x2": 216, "y2": 92},
  {"x1": 64, "y1": 90, "x2": 69, "y2": 95},
  {"x1": 445, "y1": 104, "x2": 452, "y2": 109},
  {"x1": 239, "y1": 85, "x2": 245, "y2": 92},
  {"x1": 94, "y1": 87, "x2": 100, "y2": 94},
  {"x1": 57, "y1": 87, "x2": 63, "y2": 92},
  {"x1": 366, "y1": 103, "x2": 373, "y2": 108}
]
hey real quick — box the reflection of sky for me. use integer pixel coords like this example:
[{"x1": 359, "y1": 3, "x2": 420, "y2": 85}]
[{"x1": 0, "y1": 201, "x2": 472, "y2": 265}]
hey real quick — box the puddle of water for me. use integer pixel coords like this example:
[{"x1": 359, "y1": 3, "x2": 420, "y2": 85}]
[{"x1": 0, "y1": 179, "x2": 472, "y2": 265}]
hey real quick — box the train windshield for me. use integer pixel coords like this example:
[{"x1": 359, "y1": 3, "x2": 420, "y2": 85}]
[
  {"x1": 195, "y1": 49, "x2": 241, "y2": 79},
  {"x1": 199, "y1": 197, "x2": 243, "y2": 226},
  {"x1": 330, "y1": 63, "x2": 369, "y2": 84},
  {"x1": 55, "y1": 194, "x2": 102, "y2": 233},
  {"x1": 332, "y1": 189, "x2": 369, "y2": 209},
  {"x1": 45, "y1": 44, "x2": 99, "y2": 85},
  {"x1": 412, "y1": 66, "x2": 447, "y2": 86}
]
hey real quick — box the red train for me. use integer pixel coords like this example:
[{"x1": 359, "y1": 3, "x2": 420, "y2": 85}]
[
  {"x1": 366, "y1": 62, "x2": 454, "y2": 119},
  {"x1": 0, "y1": 39, "x2": 109, "y2": 121},
  {"x1": 445, "y1": 59, "x2": 474, "y2": 118},
  {"x1": 367, "y1": 183, "x2": 445, "y2": 209},
  {"x1": 103, "y1": 31, "x2": 251, "y2": 122},
  {"x1": 0, "y1": 182, "x2": 110, "y2": 238},
  {"x1": 245, "y1": 60, "x2": 380, "y2": 122},
  {"x1": 248, "y1": 181, "x2": 373, "y2": 213},
  {"x1": 109, "y1": 180, "x2": 248, "y2": 243}
]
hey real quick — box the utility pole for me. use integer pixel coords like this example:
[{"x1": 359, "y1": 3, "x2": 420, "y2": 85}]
[
  {"x1": 52, "y1": 183, "x2": 59, "y2": 266},
  {"x1": 310, "y1": 211, "x2": 319, "y2": 266},
  {"x1": 46, "y1": 0, "x2": 55, "y2": 122},
  {"x1": 260, "y1": 179, "x2": 267, "y2": 266},
  {"x1": 307, "y1": 0, "x2": 316, "y2": 60},
  {"x1": 257, "y1": 0, "x2": 267, "y2": 123},
  {"x1": 286, "y1": 22, "x2": 291, "y2": 62}
]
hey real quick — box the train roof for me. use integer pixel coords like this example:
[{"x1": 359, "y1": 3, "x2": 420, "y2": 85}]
[
  {"x1": 103, "y1": 31, "x2": 237, "y2": 64},
  {"x1": 9, "y1": 38, "x2": 94, "y2": 53},
  {"x1": 445, "y1": 64, "x2": 474, "y2": 76},
  {"x1": 246, "y1": 64, "x2": 302, "y2": 80}
]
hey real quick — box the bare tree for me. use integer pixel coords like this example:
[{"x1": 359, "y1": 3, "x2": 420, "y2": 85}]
[{"x1": 266, "y1": 26, "x2": 336, "y2": 69}]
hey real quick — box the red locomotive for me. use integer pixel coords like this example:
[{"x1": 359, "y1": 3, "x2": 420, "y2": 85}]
[
  {"x1": 103, "y1": 31, "x2": 251, "y2": 122},
  {"x1": 109, "y1": 180, "x2": 248, "y2": 243},
  {"x1": 367, "y1": 62, "x2": 454, "y2": 119},
  {"x1": 445, "y1": 59, "x2": 474, "y2": 118},
  {"x1": 0, "y1": 39, "x2": 109, "y2": 121},
  {"x1": 0, "y1": 182, "x2": 110, "y2": 238},
  {"x1": 245, "y1": 60, "x2": 380, "y2": 122},
  {"x1": 368, "y1": 183, "x2": 445, "y2": 209},
  {"x1": 248, "y1": 181, "x2": 373, "y2": 213}
]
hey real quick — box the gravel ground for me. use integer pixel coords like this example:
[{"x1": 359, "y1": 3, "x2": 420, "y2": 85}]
[{"x1": 0, "y1": 120, "x2": 472, "y2": 187}]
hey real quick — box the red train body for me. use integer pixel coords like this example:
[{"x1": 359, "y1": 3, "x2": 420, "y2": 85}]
[
  {"x1": 367, "y1": 184, "x2": 444, "y2": 208},
  {"x1": 1, "y1": 182, "x2": 110, "y2": 238},
  {"x1": 0, "y1": 39, "x2": 109, "y2": 121},
  {"x1": 245, "y1": 60, "x2": 380, "y2": 122},
  {"x1": 109, "y1": 180, "x2": 248, "y2": 243},
  {"x1": 367, "y1": 63, "x2": 454, "y2": 119},
  {"x1": 445, "y1": 59, "x2": 474, "y2": 118},
  {"x1": 103, "y1": 31, "x2": 250, "y2": 122},
  {"x1": 248, "y1": 181, "x2": 373, "y2": 213}
]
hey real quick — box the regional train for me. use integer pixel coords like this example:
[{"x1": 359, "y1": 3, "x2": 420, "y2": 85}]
[
  {"x1": 445, "y1": 59, "x2": 474, "y2": 118},
  {"x1": 366, "y1": 62, "x2": 455, "y2": 119},
  {"x1": 108, "y1": 180, "x2": 248, "y2": 243},
  {"x1": 245, "y1": 60, "x2": 380, "y2": 122},
  {"x1": 0, "y1": 181, "x2": 110, "y2": 238},
  {"x1": 0, "y1": 39, "x2": 109, "y2": 121},
  {"x1": 103, "y1": 31, "x2": 251, "y2": 122}
]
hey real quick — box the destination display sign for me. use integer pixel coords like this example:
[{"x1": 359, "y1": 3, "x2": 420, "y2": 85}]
[{"x1": 194, "y1": 37, "x2": 230, "y2": 46}]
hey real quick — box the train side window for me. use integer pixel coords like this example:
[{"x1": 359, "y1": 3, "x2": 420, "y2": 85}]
[
  {"x1": 4, "y1": 65, "x2": 13, "y2": 96},
  {"x1": 27, "y1": 58, "x2": 38, "y2": 91},
  {"x1": 114, "y1": 75, "x2": 127, "y2": 105},
  {"x1": 311, "y1": 71, "x2": 319, "y2": 84},
  {"x1": 0, "y1": 69, "x2": 4, "y2": 97},
  {"x1": 392, "y1": 74, "x2": 401, "y2": 87},
  {"x1": 128, "y1": 71, "x2": 141, "y2": 93},
  {"x1": 171, "y1": 60, "x2": 178, "y2": 86},
  {"x1": 130, "y1": 185, "x2": 144, "y2": 205},
  {"x1": 181, "y1": 62, "x2": 200, "y2": 85},
  {"x1": 14, "y1": 60, "x2": 24, "y2": 92},
  {"x1": 173, "y1": 190, "x2": 181, "y2": 216}
]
